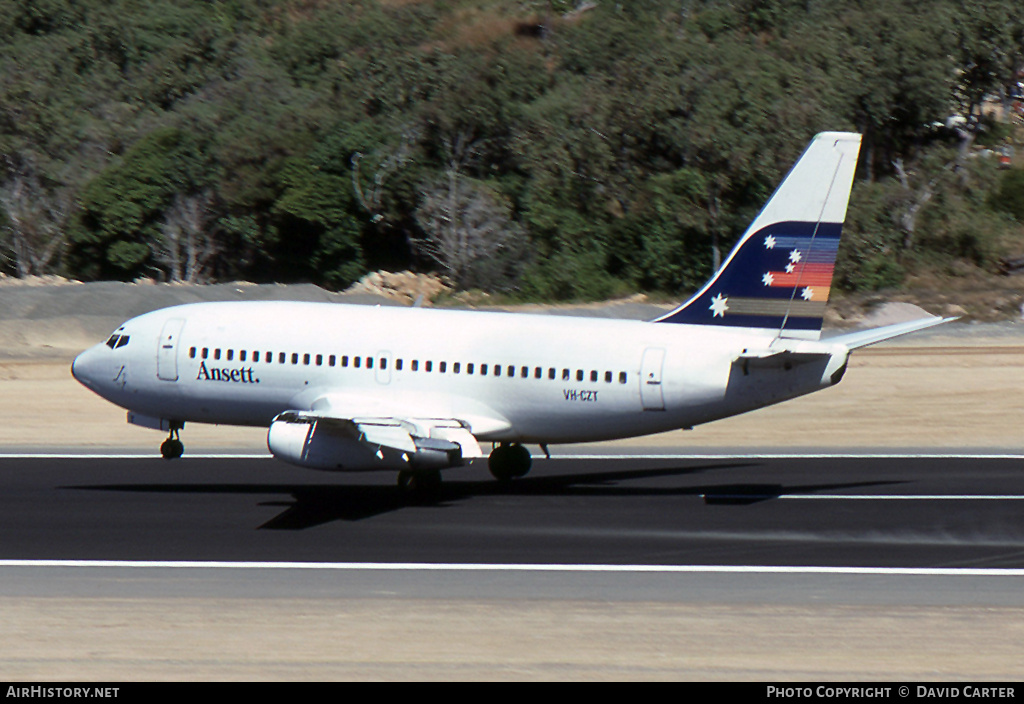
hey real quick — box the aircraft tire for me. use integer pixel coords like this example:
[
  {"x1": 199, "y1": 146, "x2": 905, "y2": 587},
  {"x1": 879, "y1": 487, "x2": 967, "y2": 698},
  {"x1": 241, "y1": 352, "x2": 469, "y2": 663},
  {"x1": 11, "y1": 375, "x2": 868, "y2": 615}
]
[
  {"x1": 397, "y1": 469, "x2": 442, "y2": 496},
  {"x1": 488, "y1": 443, "x2": 532, "y2": 481},
  {"x1": 160, "y1": 438, "x2": 184, "y2": 460}
]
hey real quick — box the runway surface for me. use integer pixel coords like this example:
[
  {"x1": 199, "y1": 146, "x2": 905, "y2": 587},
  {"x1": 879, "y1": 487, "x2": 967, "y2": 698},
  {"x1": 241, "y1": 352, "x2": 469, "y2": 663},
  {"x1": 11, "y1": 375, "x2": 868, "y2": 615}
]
[
  {"x1": 3, "y1": 451, "x2": 1024, "y2": 679},
  {"x1": 4, "y1": 452, "x2": 1024, "y2": 574}
]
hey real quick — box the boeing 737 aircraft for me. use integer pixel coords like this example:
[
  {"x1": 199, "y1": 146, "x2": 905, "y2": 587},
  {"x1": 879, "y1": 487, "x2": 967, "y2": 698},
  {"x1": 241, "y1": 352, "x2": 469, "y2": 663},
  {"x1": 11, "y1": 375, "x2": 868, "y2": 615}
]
[{"x1": 72, "y1": 132, "x2": 950, "y2": 490}]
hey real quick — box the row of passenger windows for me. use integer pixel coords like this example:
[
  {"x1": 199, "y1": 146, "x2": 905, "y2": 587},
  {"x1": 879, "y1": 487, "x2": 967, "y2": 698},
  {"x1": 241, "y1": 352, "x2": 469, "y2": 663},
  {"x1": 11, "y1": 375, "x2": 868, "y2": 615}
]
[{"x1": 188, "y1": 345, "x2": 629, "y2": 384}]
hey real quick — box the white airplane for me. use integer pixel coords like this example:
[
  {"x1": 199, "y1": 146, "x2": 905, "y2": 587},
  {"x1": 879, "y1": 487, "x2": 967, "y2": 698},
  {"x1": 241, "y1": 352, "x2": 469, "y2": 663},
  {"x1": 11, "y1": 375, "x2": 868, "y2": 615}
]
[{"x1": 72, "y1": 132, "x2": 950, "y2": 491}]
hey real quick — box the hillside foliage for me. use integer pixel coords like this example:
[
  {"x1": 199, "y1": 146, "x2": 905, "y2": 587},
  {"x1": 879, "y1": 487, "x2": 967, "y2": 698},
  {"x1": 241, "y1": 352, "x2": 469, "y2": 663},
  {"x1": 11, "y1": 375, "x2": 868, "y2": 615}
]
[{"x1": 2, "y1": 0, "x2": 1023, "y2": 299}]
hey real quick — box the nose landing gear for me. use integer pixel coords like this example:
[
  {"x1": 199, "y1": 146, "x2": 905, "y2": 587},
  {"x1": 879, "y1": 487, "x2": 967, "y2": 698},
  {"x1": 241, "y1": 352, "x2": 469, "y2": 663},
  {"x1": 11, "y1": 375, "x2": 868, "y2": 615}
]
[{"x1": 160, "y1": 423, "x2": 184, "y2": 459}]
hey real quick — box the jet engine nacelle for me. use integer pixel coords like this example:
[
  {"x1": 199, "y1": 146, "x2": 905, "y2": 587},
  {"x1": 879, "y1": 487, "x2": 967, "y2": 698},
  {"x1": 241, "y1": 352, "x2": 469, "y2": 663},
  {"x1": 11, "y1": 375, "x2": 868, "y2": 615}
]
[{"x1": 267, "y1": 412, "x2": 463, "y2": 472}]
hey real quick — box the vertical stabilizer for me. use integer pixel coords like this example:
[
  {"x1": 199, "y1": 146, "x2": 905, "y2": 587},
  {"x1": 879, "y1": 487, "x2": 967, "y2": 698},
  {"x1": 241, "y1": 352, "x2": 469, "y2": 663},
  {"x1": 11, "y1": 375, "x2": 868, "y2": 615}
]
[{"x1": 654, "y1": 132, "x2": 862, "y2": 340}]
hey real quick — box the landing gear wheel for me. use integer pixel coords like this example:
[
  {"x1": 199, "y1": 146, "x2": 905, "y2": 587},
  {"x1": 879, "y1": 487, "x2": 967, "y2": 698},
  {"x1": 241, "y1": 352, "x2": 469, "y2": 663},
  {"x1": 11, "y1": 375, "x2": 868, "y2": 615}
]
[
  {"x1": 488, "y1": 443, "x2": 532, "y2": 481},
  {"x1": 397, "y1": 469, "x2": 442, "y2": 497},
  {"x1": 160, "y1": 438, "x2": 183, "y2": 459},
  {"x1": 160, "y1": 424, "x2": 184, "y2": 459}
]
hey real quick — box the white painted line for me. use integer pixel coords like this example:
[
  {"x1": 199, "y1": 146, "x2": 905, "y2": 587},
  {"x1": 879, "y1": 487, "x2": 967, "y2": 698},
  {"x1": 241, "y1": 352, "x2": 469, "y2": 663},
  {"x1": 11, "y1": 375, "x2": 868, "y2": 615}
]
[
  {"x1": 0, "y1": 559, "x2": 1023, "y2": 577},
  {"x1": 0, "y1": 454, "x2": 271, "y2": 459},
  {"x1": 777, "y1": 494, "x2": 1024, "y2": 500},
  {"x1": 2, "y1": 452, "x2": 1023, "y2": 460},
  {"x1": 552, "y1": 453, "x2": 1024, "y2": 460}
]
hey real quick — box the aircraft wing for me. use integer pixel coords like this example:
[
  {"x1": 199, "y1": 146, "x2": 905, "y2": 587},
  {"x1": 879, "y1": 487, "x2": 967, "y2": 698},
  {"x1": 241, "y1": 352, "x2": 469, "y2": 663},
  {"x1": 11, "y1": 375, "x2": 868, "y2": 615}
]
[{"x1": 267, "y1": 409, "x2": 484, "y2": 471}]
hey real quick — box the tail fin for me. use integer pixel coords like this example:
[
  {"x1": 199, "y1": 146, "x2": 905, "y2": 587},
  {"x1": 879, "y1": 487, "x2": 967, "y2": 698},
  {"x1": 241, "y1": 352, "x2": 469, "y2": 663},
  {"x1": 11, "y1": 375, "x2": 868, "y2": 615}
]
[{"x1": 654, "y1": 132, "x2": 862, "y2": 340}]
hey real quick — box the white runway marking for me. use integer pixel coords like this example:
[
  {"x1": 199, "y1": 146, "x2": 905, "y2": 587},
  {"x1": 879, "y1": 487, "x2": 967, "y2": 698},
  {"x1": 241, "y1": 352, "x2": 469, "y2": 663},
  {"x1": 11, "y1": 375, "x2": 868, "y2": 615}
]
[
  {"x1": 1, "y1": 559, "x2": 1024, "y2": 577},
  {"x1": 778, "y1": 494, "x2": 1024, "y2": 500},
  {"x1": 2, "y1": 452, "x2": 1023, "y2": 460},
  {"x1": 555, "y1": 453, "x2": 1024, "y2": 460},
  {"x1": 0, "y1": 453, "x2": 271, "y2": 459}
]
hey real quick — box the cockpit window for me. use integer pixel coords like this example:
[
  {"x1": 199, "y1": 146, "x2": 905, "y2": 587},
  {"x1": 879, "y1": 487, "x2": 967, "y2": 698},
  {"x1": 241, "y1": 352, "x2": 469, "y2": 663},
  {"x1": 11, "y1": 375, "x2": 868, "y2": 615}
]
[{"x1": 105, "y1": 333, "x2": 130, "y2": 349}]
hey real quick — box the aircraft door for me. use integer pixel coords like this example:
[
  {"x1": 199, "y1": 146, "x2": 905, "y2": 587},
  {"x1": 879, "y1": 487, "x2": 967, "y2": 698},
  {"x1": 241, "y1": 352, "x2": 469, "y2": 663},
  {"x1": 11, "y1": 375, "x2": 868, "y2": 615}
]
[
  {"x1": 157, "y1": 318, "x2": 185, "y2": 382},
  {"x1": 640, "y1": 347, "x2": 666, "y2": 411}
]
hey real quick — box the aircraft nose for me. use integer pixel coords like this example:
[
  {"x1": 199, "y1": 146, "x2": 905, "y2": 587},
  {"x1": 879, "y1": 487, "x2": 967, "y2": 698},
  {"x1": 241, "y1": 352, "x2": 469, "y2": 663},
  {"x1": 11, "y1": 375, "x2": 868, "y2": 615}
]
[{"x1": 71, "y1": 345, "x2": 104, "y2": 391}]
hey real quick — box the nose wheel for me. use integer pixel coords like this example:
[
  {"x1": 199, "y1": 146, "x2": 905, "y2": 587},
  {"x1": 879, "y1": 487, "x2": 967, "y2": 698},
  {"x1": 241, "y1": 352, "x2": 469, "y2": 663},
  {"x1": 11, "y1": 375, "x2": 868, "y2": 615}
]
[{"x1": 160, "y1": 424, "x2": 184, "y2": 459}]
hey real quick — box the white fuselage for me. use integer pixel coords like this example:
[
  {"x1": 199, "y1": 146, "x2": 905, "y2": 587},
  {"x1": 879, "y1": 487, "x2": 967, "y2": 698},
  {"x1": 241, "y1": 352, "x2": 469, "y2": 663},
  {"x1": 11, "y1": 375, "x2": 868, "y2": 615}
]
[{"x1": 71, "y1": 301, "x2": 849, "y2": 445}]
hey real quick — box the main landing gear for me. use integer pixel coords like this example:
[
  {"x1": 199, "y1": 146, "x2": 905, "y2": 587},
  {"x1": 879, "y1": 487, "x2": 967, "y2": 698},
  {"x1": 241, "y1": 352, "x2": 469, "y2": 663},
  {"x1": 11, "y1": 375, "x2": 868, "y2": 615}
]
[
  {"x1": 487, "y1": 442, "x2": 532, "y2": 481},
  {"x1": 160, "y1": 422, "x2": 184, "y2": 459},
  {"x1": 397, "y1": 469, "x2": 442, "y2": 494},
  {"x1": 395, "y1": 442, "x2": 534, "y2": 496}
]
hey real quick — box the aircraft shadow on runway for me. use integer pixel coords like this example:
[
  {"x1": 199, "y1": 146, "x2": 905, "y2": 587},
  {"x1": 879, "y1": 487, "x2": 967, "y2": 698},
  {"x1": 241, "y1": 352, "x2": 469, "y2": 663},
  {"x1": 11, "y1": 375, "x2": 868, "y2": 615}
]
[{"x1": 66, "y1": 460, "x2": 907, "y2": 530}]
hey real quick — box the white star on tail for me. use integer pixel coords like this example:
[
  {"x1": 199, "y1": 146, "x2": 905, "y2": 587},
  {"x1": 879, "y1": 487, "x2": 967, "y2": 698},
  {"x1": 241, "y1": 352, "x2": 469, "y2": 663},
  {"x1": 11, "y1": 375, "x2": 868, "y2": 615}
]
[
  {"x1": 789, "y1": 249, "x2": 803, "y2": 263},
  {"x1": 709, "y1": 293, "x2": 729, "y2": 317},
  {"x1": 762, "y1": 272, "x2": 775, "y2": 286},
  {"x1": 764, "y1": 235, "x2": 776, "y2": 249},
  {"x1": 801, "y1": 287, "x2": 814, "y2": 300}
]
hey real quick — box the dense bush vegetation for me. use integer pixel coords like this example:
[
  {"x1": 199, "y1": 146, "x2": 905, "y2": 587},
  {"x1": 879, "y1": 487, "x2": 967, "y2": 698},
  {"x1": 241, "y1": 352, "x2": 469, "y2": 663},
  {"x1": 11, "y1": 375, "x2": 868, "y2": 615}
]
[{"x1": 1, "y1": 0, "x2": 1023, "y2": 299}]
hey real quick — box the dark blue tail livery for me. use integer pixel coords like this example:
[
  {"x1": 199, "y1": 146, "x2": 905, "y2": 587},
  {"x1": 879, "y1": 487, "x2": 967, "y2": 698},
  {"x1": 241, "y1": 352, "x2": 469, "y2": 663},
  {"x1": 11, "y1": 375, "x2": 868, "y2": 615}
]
[{"x1": 655, "y1": 133, "x2": 861, "y2": 340}]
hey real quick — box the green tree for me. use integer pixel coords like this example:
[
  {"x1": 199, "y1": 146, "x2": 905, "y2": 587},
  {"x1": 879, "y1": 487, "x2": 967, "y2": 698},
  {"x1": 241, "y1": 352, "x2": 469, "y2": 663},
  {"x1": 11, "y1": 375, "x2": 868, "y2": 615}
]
[{"x1": 70, "y1": 127, "x2": 208, "y2": 279}]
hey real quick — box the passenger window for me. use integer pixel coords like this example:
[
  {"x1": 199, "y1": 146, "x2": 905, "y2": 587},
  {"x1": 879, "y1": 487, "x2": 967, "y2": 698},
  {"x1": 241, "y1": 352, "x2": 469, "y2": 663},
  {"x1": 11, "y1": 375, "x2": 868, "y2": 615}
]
[
  {"x1": 548, "y1": 368, "x2": 555, "y2": 380},
  {"x1": 315, "y1": 354, "x2": 322, "y2": 366},
  {"x1": 480, "y1": 364, "x2": 487, "y2": 375},
  {"x1": 214, "y1": 349, "x2": 221, "y2": 360},
  {"x1": 534, "y1": 367, "x2": 542, "y2": 379},
  {"x1": 576, "y1": 370, "x2": 584, "y2": 382},
  {"x1": 425, "y1": 361, "x2": 432, "y2": 372},
  {"x1": 227, "y1": 350, "x2": 234, "y2": 361},
  {"x1": 521, "y1": 366, "x2": 528, "y2": 378},
  {"x1": 439, "y1": 361, "x2": 446, "y2": 373},
  {"x1": 562, "y1": 369, "x2": 570, "y2": 381},
  {"x1": 367, "y1": 357, "x2": 374, "y2": 369},
  {"x1": 619, "y1": 372, "x2": 627, "y2": 384},
  {"x1": 381, "y1": 358, "x2": 387, "y2": 370},
  {"x1": 453, "y1": 362, "x2": 460, "y2": 374},
  {"x1": 354, "y1": 357, "x2": 361, "y2": 368},
  {"x1": 291, "y1": 353, "x2": 298, "y2": 365},
  {"x1": 202, "y1": 348, "x2": 209, "y2": 359},
  {"x1": 342, "y1": 355, "x2": 349, "y2": 367},
  {"x1": 604, "y1": 371, "x2": 612, "y2": 383},
  {"x1": 279, "y1": 352, "x2": 286, "y2": 364},
  {"x1": 189, "y1": 347, "x2": 196, "y2": 359},
  {"x1": 329, "y1": 355, "x2": 336, "y2": 367},
  {"x1": 590, "y1": 370, "x2": 598, "y2": 382},
  {"x1": 467, "y1": 363, "x2": 474, "y2": 375},
  {"x1": 412, "y1": 360, "x2": 419, "y2": 371},
  {"x1": 507, "y1": 365, "x2": 515, "y2": 378},
  {"x1": 396, "y1": 359, "x2": 403, "y2": 371}
]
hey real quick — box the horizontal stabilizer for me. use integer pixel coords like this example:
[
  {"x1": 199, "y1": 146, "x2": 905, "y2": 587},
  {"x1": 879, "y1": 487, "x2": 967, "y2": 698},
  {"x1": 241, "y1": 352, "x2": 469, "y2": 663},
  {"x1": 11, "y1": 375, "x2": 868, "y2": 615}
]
[{"x1": 824, "y1": 316, "x2": 956, "y2": 350}]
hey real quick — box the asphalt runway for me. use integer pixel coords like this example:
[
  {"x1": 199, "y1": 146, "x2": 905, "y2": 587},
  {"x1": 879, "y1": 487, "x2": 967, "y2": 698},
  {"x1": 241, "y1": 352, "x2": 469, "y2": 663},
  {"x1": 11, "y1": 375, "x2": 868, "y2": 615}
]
[
  {"x1": 4, "y1": 451, "x2": 1024, "y2": 571},
  {"x1": 3, "y1": 451, "x2": 1024, "y2": 680}
]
